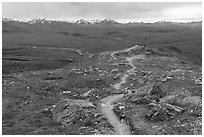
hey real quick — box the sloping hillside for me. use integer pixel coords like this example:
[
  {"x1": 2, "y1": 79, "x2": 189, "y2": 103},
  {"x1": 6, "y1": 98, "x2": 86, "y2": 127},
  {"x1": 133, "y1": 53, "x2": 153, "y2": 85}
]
[
  {"x1": 3, "y1": 20, "x2": 202, "y2": 56},
  {"x1": 2, "y1": 20, "x2": 201, "y2": 75},
  {"x1": 2, "y1": 44, "x2": 202, "y2": 135}
]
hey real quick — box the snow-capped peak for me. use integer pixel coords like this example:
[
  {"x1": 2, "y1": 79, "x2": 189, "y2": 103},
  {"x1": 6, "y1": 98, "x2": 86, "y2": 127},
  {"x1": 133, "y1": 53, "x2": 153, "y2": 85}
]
[
  {"x1": 2, "y1": 17, "x2": 20, "y2": 22},
  {"x1": 75, "y1": 19, "x2": 91, "y2": 24},
  {"x1": 3, "y1": 17, "x2": 201, "y2": 25},
  {"x1": 101, "y1": 18, "x2": 118, "y2": 23},
  {"x1": 74, "y1": 18, "x2": 119, "y2": 24},
  {"x1": 2, "y1": 17, "x2": 119, "y2": 24}
]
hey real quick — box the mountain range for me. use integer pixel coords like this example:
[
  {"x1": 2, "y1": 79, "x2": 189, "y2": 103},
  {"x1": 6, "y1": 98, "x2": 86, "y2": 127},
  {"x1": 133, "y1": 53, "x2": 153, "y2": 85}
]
[{"x1": 2, "y1": 17, "x2": 202, "y2": 25}]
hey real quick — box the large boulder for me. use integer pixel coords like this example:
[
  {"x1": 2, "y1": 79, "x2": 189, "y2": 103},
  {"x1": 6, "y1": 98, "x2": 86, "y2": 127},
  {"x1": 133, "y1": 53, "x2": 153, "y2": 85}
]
[
  {"x1": 124, "y1": 83, "x2": 165, "y2": 105},
  {"x1": 52, "y1": 99, "x2": 95, "y2": 125},
  {"x1": 131, "y1": 83, "x2": 165, "y2": 98}
]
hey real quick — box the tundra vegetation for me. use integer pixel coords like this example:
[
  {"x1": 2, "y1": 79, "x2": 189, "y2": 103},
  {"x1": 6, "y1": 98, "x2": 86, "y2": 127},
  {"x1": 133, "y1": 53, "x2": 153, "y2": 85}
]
[{"x1": 2, "y1": 19, "x2": 202, "y2": 134}]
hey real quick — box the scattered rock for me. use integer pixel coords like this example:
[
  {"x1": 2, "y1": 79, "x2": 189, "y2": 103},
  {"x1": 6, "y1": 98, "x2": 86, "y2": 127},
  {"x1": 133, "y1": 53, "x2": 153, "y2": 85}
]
[
  {"x1": 83, "y1": 89, "x2": 94, "y2": 97},
  {"x1": 111, "y1": 69, "x2": 119, "y2": 73},
  {"x1": 62, "y1": 90, "x2": 72, "y2": 94},
  {"x1": 146, "y1": 102, "x2": 184, "y2": 121},
  {"x1": 195, "y1": 77, "x2": 202, "y2": 85},
  {"x1": 119, "y1": 105, "x2": 125, "y2": 110}
]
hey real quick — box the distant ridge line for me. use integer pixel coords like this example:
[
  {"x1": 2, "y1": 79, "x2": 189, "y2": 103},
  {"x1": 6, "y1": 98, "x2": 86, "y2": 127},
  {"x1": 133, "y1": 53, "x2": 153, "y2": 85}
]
[{"x1": 2, "y1": 17, "x2": 202, "y2": 25}]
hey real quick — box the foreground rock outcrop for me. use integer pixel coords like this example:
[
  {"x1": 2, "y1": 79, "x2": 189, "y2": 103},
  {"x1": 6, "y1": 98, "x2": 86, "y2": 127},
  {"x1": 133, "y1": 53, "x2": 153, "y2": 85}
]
[{"x1": 52, "y1": 99, "x2": 95, "y2": 125}]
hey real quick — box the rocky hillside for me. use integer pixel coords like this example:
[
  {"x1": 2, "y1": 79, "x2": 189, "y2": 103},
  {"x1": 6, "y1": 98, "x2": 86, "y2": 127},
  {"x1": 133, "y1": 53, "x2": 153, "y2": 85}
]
[{"x1": 2, "y1": 44, "x2": 202, "y2": 135}]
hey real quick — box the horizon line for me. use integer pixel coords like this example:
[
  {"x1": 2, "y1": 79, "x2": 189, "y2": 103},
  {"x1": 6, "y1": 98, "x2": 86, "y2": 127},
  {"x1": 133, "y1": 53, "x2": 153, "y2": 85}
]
[{"x1": 2, "y1": 17, "x2": 202, "y2": 24}]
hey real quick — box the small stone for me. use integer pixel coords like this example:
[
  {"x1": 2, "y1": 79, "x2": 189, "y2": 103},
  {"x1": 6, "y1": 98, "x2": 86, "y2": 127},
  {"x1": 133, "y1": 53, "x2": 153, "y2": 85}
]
[
  {"x1": 62, "y1": 90, "x2": 72, "y2": 94},
  {"x1": 119, "y1": 105, "x2": 125, "y2": 110}
]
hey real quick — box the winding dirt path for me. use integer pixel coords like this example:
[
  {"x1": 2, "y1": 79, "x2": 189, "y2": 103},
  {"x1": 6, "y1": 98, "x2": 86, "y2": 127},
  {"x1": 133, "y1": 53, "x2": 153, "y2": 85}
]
[
  {"x1": 100, "y1": 94, "x2": 131, "y2": 135},
  {"x1": 112, "y1": 54, "x2": 145, "y2": 90},
  {"x1": 100, "y1": 45, "x2": 143, "y2": 134}
]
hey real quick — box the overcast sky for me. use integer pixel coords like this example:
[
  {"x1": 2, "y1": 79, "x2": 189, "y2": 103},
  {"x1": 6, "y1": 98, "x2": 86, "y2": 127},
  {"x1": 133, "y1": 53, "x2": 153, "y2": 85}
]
[{"x1": 2, "y1": 2, "x2": 202, "y2": 22}]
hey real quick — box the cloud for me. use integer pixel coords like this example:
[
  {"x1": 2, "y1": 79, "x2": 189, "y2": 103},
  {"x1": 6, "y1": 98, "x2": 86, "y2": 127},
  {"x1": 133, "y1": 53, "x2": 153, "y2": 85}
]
[{"x1": 2, "y1": 2, "x2": 202, "y2": 22}]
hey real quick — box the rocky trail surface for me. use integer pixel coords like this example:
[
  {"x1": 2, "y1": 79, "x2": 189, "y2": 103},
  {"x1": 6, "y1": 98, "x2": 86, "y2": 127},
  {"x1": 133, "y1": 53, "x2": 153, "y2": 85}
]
[{"x1": 100, "y1": 94, "x2": 131, "y2": 135}]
